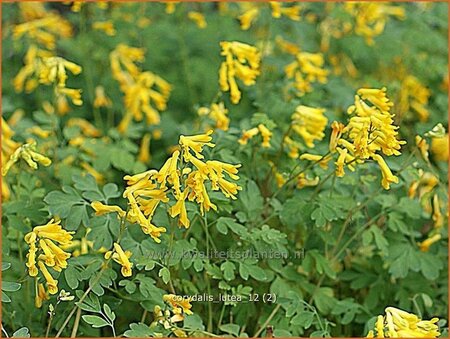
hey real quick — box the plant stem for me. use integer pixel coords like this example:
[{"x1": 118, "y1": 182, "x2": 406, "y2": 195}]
[
  {"x1": 70, "y1": 308, "x2": 82, "y2": 338},
  {"x1": 253, "y1": 304, "x2": 281, "y2": 338}
]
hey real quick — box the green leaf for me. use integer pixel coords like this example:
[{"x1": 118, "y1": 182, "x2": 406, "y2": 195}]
[
  {"x1": 220, "y1": 261, "x2": 236, "y2": 281},
  {"x1": 123, "y1": 323, "x2": 153, "y2": 337},
  {"x1": 12, "y1": 327, "x2": 30, "y2": 338},
  {"x1": 2, "y1": 263, "x2": 11, "y2": 271},
  {"x1": 219, "y1": 323, "x2": 240, "y2": 336},
  {"x1": 103, "y1": 304, "x2": 116, "y2": 322},
  {"x1": 158, "y1": 267, "x2": 171, "y2": 285},
  {"x1": 291, "y1": 311, "x2": 314, "y2": 329},
  {"x1": 2, "y1": 291, "x2": 11, "y2": 303},
  {"x1": 370, "y1": 225, "x2": 389, "y2": 256},
  {"x1": 82, "y1": 315, "x2": 109, "y2": 328},
  {"x1": 2, "y1": 281, "x2": 21, "y2": 292},
  {"x1": 76, "y1": 293, "x2": 101, "y2": 313}
]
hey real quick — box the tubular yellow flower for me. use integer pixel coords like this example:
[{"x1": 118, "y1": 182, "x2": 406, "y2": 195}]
[
  {"x1": 179, "y1": 130, "x2": 215, "y2": 161},
  {"x1": 329, "y1": 121, "x2": 345, "y2": 152},
  {"x1": 37, "y1": 261, "x2": 58, "y2": 295},
  {"x1": 80, "y1": 162, "x2": 105, "y2": 184},
  {"x1": 2, "y1": 141, "x2": 51, "y2": 176},
  {"x1": 32, "y1": 219, "x2": 74, "y2": 246},
  {"x1": 67, "y1": 118, "x2": 101, "y2": 137},
  {"x1": 291, "y1": 105, "x2": 328, "y2": 148},
  {"x1": 285, "y1": 51, "x2": 329, "y2": 96},
  {"x1": 169, "y1": 190, "x2": 190, "y2": 228},
  {"x1": 35, "y1": 283, "x2": 49, "y2": 308},
  {"x1": 418, "y1": 233, "x2": 442, "y2": 252},
  {"x1": 258, "y1": 124, "x2": 272, "y2": 148},
  {"x1": 93, "y1": 86, "x2": 112, "y2": 108},
  {"x1": 415, "y1": 135, "x2": 429, "y2": 162},
  {"x1": 105, "y1": 243, "x2": 133, "y2": 277},
  {"x1": 335, "y1": 148, "x2": 348, "y2": 177},
  {"x1": 219, "y1": 41, "x2": 261, "y2": 104},
  {"x1": 432, "y1": 194, "x2": 444, "y2": 229},
  {"x1": 430, "y1": 134, "x2": 448, "y2": 161},
  {"x1": 163, "y1": 294, "x2": 193, "y2": 315},
  {"x1": 138, "y1": 133, "x2": 152, "y2": 164},
  {"x1": 299, "y1": 153, "x2": 332, "y2": 170},
  {"x1": 91, "y1": 201, "x2": 126, "y2": 218},
  {"x1": 372, "y1": 154, "x2": 398, "y2": 190},
  {"x1": 92, "y1": 21, "x2": 116, "y2": 36},
  {"x1": 239, "y1": 127, "x2": 259, "y2": 145},
  {"x1": 297, "y1": 173, "x2": 319, "y2": 189},
  {"x1": 187, "y1": 11, "x2": 207, "y2": 29},
  {"x1": 198, "y1": 103, "x2": 230, "y2": 131},
  {"x1": 238, "y1": 7, "x2": 259, "y2": 30}
]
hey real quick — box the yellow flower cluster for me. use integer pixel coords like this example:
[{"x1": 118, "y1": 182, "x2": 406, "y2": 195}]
[
  {"x1": 219, "y1": 41, "x2": 261, "y2": 104},
  {"x1": 14, "y1": 45, "x2": 83, "y2": 105},
  {"x1": 2, "y1": 140, "x2": 51, "y2": 176},
  {"x1": 238, "y1": 3, "x2": 301, "y2": 31},
  {"x1": 340, "y1": 88, "x2": 405, "y2": 189},
  {"x1": 110, "y1": 44, "x2": 172, "y2": 132},
  {"x1": 399, "y1": 76, "x2": 431, "y2": 122},
  {"x1": 13, "y1": 3, "x2": 72, "y2": 50},
  {"x1": 344, "y1": 3, "x2": 405, "y2": 45},
  {"x1": 408, "y1": 169, "x2": 445, "y2": 251},
  {"x1": 1, "y1": 119, "x2": 21, "y2": 194},
  {"x1": 197, "y1": 102, "x2": 230, "y2": 131},
  {"x1": 366, "y1": 307, "x2": 440, "y2": 338},
  {"x1": 163, "y1": 294, "x2": 193, "y2": 322},
  {"x1": 285, "y1": 51, "x2": 329, "y2": 96},
  {"x1": 92, "y1": 21, "x2": 116, "y2": 36},
  {"x1": 105, "y1": 243, "x2": 133, "y2": 277},
  {"x1": 290, "y1": 105, "x2": 328, "y2": 148},
  {"x1": 92, "y1": 131, "x2": 241, "y2": 239},
  {"x1": 24, "y1": 219, "x2": 74, "y2": 296},
  {"x1": 238, "y1": 124, "x2": 272, "y2": 148}
]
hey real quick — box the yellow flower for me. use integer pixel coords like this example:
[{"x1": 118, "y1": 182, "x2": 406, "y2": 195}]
[
  {"x1": 238, "y1": 127, "x2": 259, "y2": 145},
  {"x1": 105, "y1": 243, "x2": 133, "y2": 277},
  {"x1": 270, "y1": 2, "x2": 301, "y2": 20},
  {"x1": 415, "y1": 135, "x2": 429, "y2": 162},
  {"x1": 169, "y1": 190, "x2": 190, "y2": 228},
  {"x1": 367, "y1": 307, "x2": 440, "y2": 338},
  {"x1": 26, "y1": 126, "x2": 52, "y2": 139},
  {"x1": 432, "y1": 194, "x2": 444, "y2": 229},
  {"x1": 297, "y1": 173, "x2": 319, "y2": 189},
  {"x1": 399, "y1": 76, "x2": 430, "y2": 122},
  {"x1": 67, "y1": 118, "x2": 101, "y2": 138},
  {"x1": 291, "y1": 105, "x2": 328, "y2": 148},
  {"x1": 285, "y1": 52, "x2": 328, "y2": 96},
  {"x1": 329, "y1": 121, "x2": 345, "y2": 152},
  {"x1": 35, "y1": 283, "x2": 49, "y2": 308},
  {"x1": 32, "y1": 219, "x2": 74, "y2": 246},
  {"x1": 165, "y1": 2, "x2": 178, "y2": 14},
  {"x1": 179, "y1": 130, "x2": 215, "y2": 161},
  {"x1": 81, "y1": 163, "x2": 105, "y2": 184},
  {"x1": 238, "y1": 6, "x2": 259, "y2": 30},
  {"x1": 258, "y1": 124, "x2": 272, "y2": 148},
  {"x1": 372, "y1": 154, "x2": 398, "y2": 190},
  {"x1": 345, "y1": 3, "x2": 405, "y2": 45},
  {"x1": 299, "y1": 153, "x2": 332, "y2": 170},
  {"x1": 187, "y1": 11, "x2": 207, "y2": 29},
  {"x1": 43, "y1": 239, "x2": 71, "y2": 271},
  {"x1": 275, "y1": 36, "x2": 300, "y2": 55},
  {"x1": 335, "y1": 148, "x2": 348, "y2": 177},
  {"x1": 91, "y1": 201, "x2": 126, "y2": 218},
  {"x1": 430, "y1": 134, "x2": 448, "y2": 161},
  {"x1": 93, "y1": 86, "x2": 112, "y2": 108},
  {"x1": 198, "y1": 103, "x2": 230, "y2": 131},
  {"x1": 138, "y1": 133, "x2": 152, "y2": 164},
  {"x1": 38, "y1": 261, "x2": 58, "y2": 295},
  {"x1": 418, "y1": 233, "x2": 442, "y2": 252},
  {"x1": 92, "y1": 21, "x2": 116, "y2": 36},
  {"x1": 2, "y1": 141, "x2": 51, "y2": 176},
  {"x1": 219, "y1": 41, "x2": 261, "y2": 104},
  {"x1": 163, "y1": 294, "x2": 193, "y2": 315}
]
